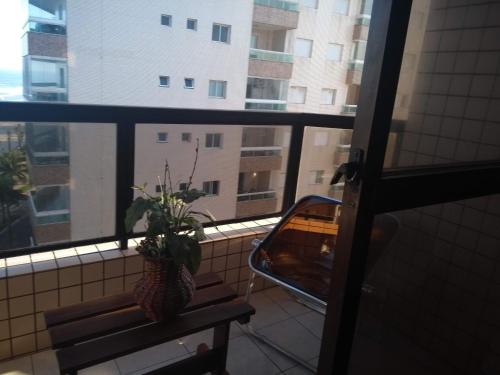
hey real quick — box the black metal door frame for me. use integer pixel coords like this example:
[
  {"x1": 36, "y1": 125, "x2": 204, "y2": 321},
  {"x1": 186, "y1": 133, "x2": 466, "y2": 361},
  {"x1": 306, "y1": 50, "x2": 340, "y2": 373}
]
[{"x1": 317, "y1": 0, "x2": 500, "y2": 373}]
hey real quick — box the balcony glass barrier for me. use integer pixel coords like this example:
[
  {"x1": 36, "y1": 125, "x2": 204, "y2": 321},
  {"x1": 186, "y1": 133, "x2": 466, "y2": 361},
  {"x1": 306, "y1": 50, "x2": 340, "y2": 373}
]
[
  {"x1": 241, "y1": 148, "x2": 281, "y2": 157},
  {"x1": 348, "y1": 61, "x2": 364, "y2": 71},
  {"x1": 29, "y1": 1, "x2": 66, "y2": 21},
  {"x1": 24, "y1": 21, "x2": 66, "y2": 35},
  {"x1": 236, "y1": 191, "x2": 276, "y2": 202},
  {"x1": 134, "y1": 124, "x2": 290, "y2": 230},
  {"x1": 254, "y1": 0, "x2": 299, "y2": 12},
  {"x1": 296, "y1": 127, "x2": 352, "y2": 202},
  {"x1": 245, "y1": 101, "x2": 287, "y2": 111},
  {"x1": 0, "y1": 122, "x2": 116, "y2": 251},
  {"x1": 342, "y1": 104, "x2": 357, "y2": 114},
  {"x1": 246, "y1": 78, "x2": 288, "y2": 101},
  {"x1": 249, "y1": 48, "x2": 294, "y2": 64}
]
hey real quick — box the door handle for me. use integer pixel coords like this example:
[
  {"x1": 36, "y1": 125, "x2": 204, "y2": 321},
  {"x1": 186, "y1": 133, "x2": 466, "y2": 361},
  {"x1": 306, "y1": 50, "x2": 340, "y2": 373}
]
[{"x1": 330, "y1": 148, "x2": 364, "y2": 186}]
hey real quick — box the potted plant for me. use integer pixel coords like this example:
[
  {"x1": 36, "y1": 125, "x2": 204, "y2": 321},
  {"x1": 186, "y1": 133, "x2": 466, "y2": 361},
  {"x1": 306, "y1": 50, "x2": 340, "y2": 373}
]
[{"x1": 125, "y1": 141, "x2": 213, "y2": 321}]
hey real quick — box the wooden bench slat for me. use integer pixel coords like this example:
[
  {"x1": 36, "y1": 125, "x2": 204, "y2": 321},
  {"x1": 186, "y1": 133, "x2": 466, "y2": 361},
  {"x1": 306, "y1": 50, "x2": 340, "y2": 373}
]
[
  {"x1": 45, "y1": 272, "x2": 222, "y2": 328},
  {"x1": 49, "y1": 283, "x2": 238, "y2": 349},
  {"x1": 57, "y1": 301, "x2": 255, "y2": 374}
]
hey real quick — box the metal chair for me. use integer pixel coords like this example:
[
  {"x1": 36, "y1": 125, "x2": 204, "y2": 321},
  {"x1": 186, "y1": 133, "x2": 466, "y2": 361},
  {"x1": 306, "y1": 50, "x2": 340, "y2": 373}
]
[{"x1": 244, "y1": 195, "x2": 400, "y2": 372}]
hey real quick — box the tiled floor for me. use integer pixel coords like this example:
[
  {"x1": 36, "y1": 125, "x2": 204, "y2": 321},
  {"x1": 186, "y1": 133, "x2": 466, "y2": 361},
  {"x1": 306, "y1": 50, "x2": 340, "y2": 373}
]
[
  {"x1": 0, "y1": 286, "x2": 455, "y2": 375},
  {"x1": 0, "y1": 287, "x2": 322, "y2": 375}
]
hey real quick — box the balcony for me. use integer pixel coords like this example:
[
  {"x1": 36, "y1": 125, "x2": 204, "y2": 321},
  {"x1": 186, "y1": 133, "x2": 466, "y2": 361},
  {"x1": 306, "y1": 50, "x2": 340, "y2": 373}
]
[
  {"x1": 353, "y1": 21, "x2": 370, "y2": 40},
  {"x1": 249, "y1": 49, "x2": 293, "y2": 80},
  {"x1": 245, "y1": 99, "x2": 287, "y2": 111},
  {"x1": 246, "y1": 77, "x2": 288, "y2": 111},
  {"x1": 23, "y1": 32, "x2": 67, "y2": 58},
  {"x1": 346, "y1": 64, "x2": 363, "y2": 85},
  {"x1": 253, "y1": 0, "x2": 299, "y2": 30},
  {"x1": 236, "y1": 191, "x2": 278, "y2": 217},
  {"x1": 240, "y1": 147, "x2": 283, "y2": 172},
  {"x1": 342, "y1": 104, "x2": 357, "y2": 115}
]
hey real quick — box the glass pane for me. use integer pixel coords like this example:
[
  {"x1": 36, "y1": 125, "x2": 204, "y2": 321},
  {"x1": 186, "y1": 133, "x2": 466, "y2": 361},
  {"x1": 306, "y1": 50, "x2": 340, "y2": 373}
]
[
  {"x1": 1, "y1": 0, "x2": 372, "y2": 115},
  {"x1": 296, "y1": 126, "x2": 353, "y2": 201},
  {"x1": 348, "y1": 194, "x2": 500, "y2": 375},
  {"x1": 134, "y1": 124, "x2": 290, "y2": 228},
  {"x1": 386, "y1": 1, "x2": 500, "y2": 168},
  {"x1": 0, "y1": 122, "x2": 116, "y2": 252}
]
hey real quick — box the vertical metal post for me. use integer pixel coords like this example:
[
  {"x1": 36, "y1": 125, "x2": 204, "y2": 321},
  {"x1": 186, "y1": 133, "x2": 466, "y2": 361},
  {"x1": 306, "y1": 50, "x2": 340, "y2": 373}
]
[
  {"x1": 115, "y1": 122, "x2": 136, "y2": 250},
  {"x1": 281, "y1": 124, "x2": 304, "y2": 212}
]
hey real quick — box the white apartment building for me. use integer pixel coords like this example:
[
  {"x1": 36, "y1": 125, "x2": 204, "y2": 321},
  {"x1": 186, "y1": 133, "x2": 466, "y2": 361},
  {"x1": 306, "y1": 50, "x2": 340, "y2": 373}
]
[{"x1": 22, "y1": 0, "x2": 372, "y2": 245}]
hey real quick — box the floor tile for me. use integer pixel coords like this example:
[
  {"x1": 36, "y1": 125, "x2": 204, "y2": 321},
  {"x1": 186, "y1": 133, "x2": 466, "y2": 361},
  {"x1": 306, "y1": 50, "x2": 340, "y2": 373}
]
[
  {"x1": 180, "y1": 322, "x2": 243, "y2": 353},
  {"x1": 32, "y1": 350, "x2": 58, "y2": 375},
  {"x1": 263, "y1": 288, "x2": 311, "y2": 316},
  {"x1": 246, "y1": 291, "x2": 290, "y2": 330},
  {"x1": 256, "y1": 318, "x2": 321, "y2": 365},
  {"x1": 226, "y1": 335, "x2": 281, "y2": 375},
  {"x1": 115, "y1": 340, "x2": 189, "y2": 374},
  {"x1": 79, "y1": 360, "x2": 121, "y2": 375},
  {"x1": 294, "y1": 311, "x2": 324, "y2": 339},
  {"x1": 0, "y1": 356, "x2": 32, "y2": 374},
  {"x1": 127, "y1": 353, "x2": 190, "y2": 375}
]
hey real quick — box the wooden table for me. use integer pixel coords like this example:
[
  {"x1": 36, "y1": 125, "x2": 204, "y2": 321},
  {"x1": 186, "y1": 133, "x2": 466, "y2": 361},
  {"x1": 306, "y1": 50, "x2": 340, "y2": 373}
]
[{"x1": 44, "y1": 273, "x2": 255, "y2": 375}]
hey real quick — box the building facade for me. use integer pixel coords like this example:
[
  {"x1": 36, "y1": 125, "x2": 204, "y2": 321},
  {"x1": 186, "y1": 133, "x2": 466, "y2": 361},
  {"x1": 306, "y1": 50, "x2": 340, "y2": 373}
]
[{"x1": 22, "y1": 0, "x2": 371, "y2": 245}]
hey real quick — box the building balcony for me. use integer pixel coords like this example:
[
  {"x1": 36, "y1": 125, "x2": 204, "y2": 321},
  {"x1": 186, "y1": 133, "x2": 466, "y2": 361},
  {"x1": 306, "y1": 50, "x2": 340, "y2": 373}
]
[
  {"x1": 353, "y1": 22, "x2": 369, "y2": 41},
  {"x1": 245, "y1": 99, "x2": 287, "y2": 111},
  {"x1": 342, "y1": 104, "x2": 357, "y2": 115},
  {"x1": 23, "y1": 31, "x2": 67, "y2": 58},
  {"x1": 253, "y1": 0, "x2": 299, "y2": 30},
  {"x1": 28, "y1": 190, "x2": 70, "y2": 243},
  {"x1": 236, "y1": 191, "x2": 278, "y2": 217},
  {"x1": 240, "y1": 147, "x2": 283, "y2": 172},
  {"x1": 346, "y1": 62, "x2": 363, "y2": 85},
  {"x1": 249, "y1": 49, "x2": 293, "y2": 80}
]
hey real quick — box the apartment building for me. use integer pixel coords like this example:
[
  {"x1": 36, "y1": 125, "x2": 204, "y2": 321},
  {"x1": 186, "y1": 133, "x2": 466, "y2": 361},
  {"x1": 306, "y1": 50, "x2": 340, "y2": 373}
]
[{"x1": 22, "y1": 0, "x2": 373, "y2": 245}]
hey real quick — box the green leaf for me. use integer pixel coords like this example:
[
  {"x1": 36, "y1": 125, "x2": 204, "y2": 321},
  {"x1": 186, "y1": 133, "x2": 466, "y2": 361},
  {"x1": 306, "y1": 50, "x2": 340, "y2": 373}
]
[
  {"x1": 124, "y1": 197, "x2": 154, "y2": 233},
  {"x1": 173, "y1": 188, "x2": 206, "y2": 203},
  {"x1": 184, "y1": 238, "x2": 201, "y2": 274}
]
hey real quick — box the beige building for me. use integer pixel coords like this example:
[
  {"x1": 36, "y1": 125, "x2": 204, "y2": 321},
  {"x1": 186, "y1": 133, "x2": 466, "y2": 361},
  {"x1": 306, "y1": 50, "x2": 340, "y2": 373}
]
[{"x1": 23, "y1": 0, "x2": 373, "y2": 245}]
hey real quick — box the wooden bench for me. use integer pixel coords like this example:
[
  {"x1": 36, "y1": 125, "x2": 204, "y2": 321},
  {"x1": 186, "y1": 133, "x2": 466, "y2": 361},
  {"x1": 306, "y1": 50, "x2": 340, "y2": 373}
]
[{"x1": 44, "y1": 273, "x2": 255, "y2": 375}]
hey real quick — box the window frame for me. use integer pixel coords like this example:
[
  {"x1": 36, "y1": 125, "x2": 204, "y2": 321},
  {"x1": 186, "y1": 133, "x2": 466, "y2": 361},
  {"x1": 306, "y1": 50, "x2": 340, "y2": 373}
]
[
  {"x1": 320, "y1": 88, "x2": 337, "y2": 105},
  {"x1": 161, "y1": 14, "x2": 172, "y2": 27},
  {"x1": 205, "y1": 133, "x2": 223, "y2": 148},
  {"x1": 208, "y1": 80, "x2": 227, "y2": 99},
  {"x1": 289, "y1": 86, "x2": 307, "y2": 104},
  {"x1": 156, "y1": 132, "x2": 168, "y2": 143},
  {"x1": 186, "y1": 18, "x2": 197, "y2": 31},
  {"x1": 202, "y1": 180, "x2": 220, "y2": 196},
  {"x1": 184, "y1": 78, "x2": 195, "y2": 89},
  {"x1": 159, "y1": 75, "x2": 170, "y2": 87},
  {"x1": 212, "y1": 23, "x2": 231, "y2": 44},
  {"x1": 294, "y1": 38, "x2": 313, "y2": 58},
  {"x1": 181, "y1": 132, "x2": 192, "y2": 142},
  {"x1": 327, "y1": 43, "x2": 343, "y2": 62}
]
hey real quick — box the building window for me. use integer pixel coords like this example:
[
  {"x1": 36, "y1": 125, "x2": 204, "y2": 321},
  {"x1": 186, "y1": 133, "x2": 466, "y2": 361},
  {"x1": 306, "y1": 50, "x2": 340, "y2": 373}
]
[
  {"x1": 351, "y1": 41, "x2": 367, "y2": 62},
  {"x1": 289, "y1": 86, "x2": 307, "y2": 104},
  {"x1": 209, "y1": 80, "x2": 227, "y2": 98},
  {"x1": 206, "y1": 133, "x2": 222, "y2": 148},
  {"x1": 155, "y1": 184, "x2": 167, "y2": 193},
  {"x1": 157, "y1": 132, "x2": 168, "y2": 143},
  {"x1": 295, "y1": 38, "x2": 313, "y2": 58},
  {"x1": 300, "y1": 0, "x2": 318, "y2": 8},
  {"x1": 187, "y1": 18, "x2": 197, "y2": 30},
  {"x1": 161, "y1": 14, "x2": 172, "y2": 26},
  {"x1": 182, "y1": 132, "x2": 192, "y2": 142},
  {"x1": 202, "y1": 180, "x2": 220, "y2": 196},
  {"x1": 327, "y1": 43, "x2": 343, "y2": 62},
  {"x1": 360, "y1": 0, "x2": 373, "y2": 15},
  {"x1": 184, "y1": 78, "x2": 195, "y2": 89},
  {"x1": 321, "y1": 89, "x2": 337, "y2": 105},
  {"x1": 212, "y1": 23, "x2": 231, "y2": 43},
  {"x1": 159, "y1": 76, "x2": 170, "y2": 87},
  {"x1": 334, "y1": 0, "x2": 350, "y2": 15},
  {"x1": 179, "y1": 182, "x2": 188, "y2": 191},
  {"x1": 309, "y1": 170, "x2": 325, "y2": 185}
]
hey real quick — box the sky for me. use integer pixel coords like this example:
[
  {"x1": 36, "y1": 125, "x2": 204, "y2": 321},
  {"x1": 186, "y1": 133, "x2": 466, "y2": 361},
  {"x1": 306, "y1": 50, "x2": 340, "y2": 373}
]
[{"x1": 0, "y1": 1, "x2": 25, "y2": 72}]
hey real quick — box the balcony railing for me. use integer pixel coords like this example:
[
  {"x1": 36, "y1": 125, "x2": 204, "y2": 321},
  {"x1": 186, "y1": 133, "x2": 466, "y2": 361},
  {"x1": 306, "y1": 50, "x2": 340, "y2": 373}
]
[
  {"x1": 348, "y1": 60, "x2": 364, "y2": 71},
  {"x1": 240, "y1": 146, "x2": 281, "y2": 157},
  {"x1": 0, "y1": 101, "x2": 354, "y2": 257},
  {"x1": 249, "y1": 48, "x2": 294, "y2": 64},
  {"x1": 236, "y1": 191, "x2": 277, "y2": 202},
  {"x1": 245, "y1": 99, "x2": 287, "y2": 111},
  {"x1": 254, "y1": 0, "x2": 299, "y2": 12},
  {"x1": 356, "y1": 14, "x2": 371, "y2": 26},
  {"x1": 29, "y1": 193, "x2": 70, "y2": 225},
  {"x1": 342, "y1": 104, "x2": 358, "y2": 114}
]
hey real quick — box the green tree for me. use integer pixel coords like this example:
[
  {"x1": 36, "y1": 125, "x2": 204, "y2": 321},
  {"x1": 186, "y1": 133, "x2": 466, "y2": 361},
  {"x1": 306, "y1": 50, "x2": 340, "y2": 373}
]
[{"x1": 0, "y1": 150, "x2": 30, "y2": 247}]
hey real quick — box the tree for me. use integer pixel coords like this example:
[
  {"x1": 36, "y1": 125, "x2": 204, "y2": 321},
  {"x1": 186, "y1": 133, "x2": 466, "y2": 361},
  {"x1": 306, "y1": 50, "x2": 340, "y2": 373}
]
[{"x1": 0, "y1": 150, "x2": 30, "y2": 247}]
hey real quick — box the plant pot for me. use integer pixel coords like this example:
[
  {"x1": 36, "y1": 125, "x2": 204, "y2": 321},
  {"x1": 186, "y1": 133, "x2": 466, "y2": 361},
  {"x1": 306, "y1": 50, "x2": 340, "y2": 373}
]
[{"x1": 134, "y1": 257, "x2": 196, "y2": 322}]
